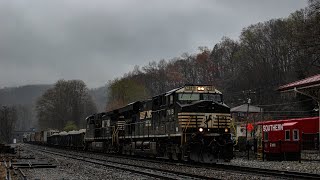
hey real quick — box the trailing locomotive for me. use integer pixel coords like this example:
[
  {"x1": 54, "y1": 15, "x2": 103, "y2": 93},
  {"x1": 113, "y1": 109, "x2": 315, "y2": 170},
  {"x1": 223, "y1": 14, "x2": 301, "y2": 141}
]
[{"x1": 85, "y1": 85, "x2": 233, "y2": 162}]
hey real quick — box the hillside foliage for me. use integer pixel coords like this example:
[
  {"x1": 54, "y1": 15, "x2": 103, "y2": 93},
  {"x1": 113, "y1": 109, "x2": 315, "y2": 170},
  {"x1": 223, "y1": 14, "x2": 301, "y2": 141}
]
[
  {"x1": 106, "y1": 1, "x2": 319, "y2": 118},
  {"x1": 36, "y1": 80, "x2": 97, "y2": 130},
  {"x1": 0, "y1": 106, "x2": 17, "y2": 143}
]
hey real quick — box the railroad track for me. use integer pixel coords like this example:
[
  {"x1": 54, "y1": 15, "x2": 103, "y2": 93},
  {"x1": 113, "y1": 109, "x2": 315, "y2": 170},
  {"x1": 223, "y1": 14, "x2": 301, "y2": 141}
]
[
  {"x1": 27, "y1": 144, "x2": 320, "y2": 180},
  {"x1": 209, "y1": 163, "x2": 320, "y2": 180},
  {"x1": 2, "y1": 158, "x2": 27, "y2": 180},
  {"x1": 31, "y1": 147, "x2": 218, "y2": 180},
  {"x1": 82, "y1": 149, "x2": 320, "y2": 180}
]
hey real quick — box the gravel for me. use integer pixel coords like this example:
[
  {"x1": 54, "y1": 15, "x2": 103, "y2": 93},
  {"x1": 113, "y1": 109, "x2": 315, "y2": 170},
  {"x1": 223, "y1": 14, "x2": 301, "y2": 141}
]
[
  {"x1": 232, "y1": 151, "x2": 320, "y2": 174},
  {"x1": 18, "y1": 144, "x2": 320, "y2": 179},
  {"x1": 18, "y1": 144, "x2": 150, "y2": 180}
]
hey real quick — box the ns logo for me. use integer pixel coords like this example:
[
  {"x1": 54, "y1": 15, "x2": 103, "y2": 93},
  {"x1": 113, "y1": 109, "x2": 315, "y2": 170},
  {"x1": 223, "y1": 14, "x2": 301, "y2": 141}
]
[{"x1": 204, "y1": 114, "x2": 213, "y2": 125}]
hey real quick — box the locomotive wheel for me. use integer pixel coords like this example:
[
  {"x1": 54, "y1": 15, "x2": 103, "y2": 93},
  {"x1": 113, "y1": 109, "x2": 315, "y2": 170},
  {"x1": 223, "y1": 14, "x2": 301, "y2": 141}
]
[
  {"x1": 172, "y1": 151, "x2": 178, "y2": 161},
  {"x1": 167, "y1": 152, "x2": 173, "y2": 160},
  {"x1": 189, "y1": 144, "x2": 217, "y2": 163},
  {"x1": 176, "y1": 153, "x2": 182, "y2": 161},
  {"x1": 164, "y1": 150, "x2": 173, "y2": 160},
  {"x1": 190, "y1": 150, "x2": 215, "y2": 163},
  {"x1": 201, "y1": 151, "x2": 216, "y2": 163}
]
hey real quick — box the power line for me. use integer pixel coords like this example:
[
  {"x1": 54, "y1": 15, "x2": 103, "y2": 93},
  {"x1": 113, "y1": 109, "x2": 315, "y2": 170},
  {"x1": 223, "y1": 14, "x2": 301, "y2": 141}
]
[
  {"x1": 255, "y1": 99, "x2": 314, "y2": 107},
  {"x1": 263, "y1": 110, "x2": 315, "y2": 113}
]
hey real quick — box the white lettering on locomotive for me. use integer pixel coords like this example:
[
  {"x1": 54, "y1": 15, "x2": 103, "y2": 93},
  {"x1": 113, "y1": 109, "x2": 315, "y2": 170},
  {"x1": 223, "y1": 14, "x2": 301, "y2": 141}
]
[
  {"x1": 263, "y1": 124, "x2": 283, "y2": 132},
  {"x1": 140, "y1": 110, "x2": 152, "y2": 120}
]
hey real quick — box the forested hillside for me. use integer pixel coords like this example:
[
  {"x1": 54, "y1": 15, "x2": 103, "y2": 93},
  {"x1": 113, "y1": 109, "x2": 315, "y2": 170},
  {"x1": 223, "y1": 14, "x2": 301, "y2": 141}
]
[
  {"x1": 0, "y1": 85, "x2": 52, "y2": 105},
  {"x1": 0, "y1": 84, "x2": 106, "y2": 130},
  {"x1": 106, "y1": 1, "x2": 319, "y2": 118},
  {"x1": 0, "y1": 85, "x2": 52, "y2": 130},
  {"x1": 89, "y1": 86, "x2": 108, "y2": 112}
]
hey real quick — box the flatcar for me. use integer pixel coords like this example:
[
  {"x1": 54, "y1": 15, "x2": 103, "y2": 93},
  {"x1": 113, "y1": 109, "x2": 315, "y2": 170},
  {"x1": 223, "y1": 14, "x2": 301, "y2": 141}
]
[
  {"x1": 257, "y1": 117, "x2": 319, "y2": 160},
  {"x1": 85, "y1": 84, "x2": 233, "y2": 163}
]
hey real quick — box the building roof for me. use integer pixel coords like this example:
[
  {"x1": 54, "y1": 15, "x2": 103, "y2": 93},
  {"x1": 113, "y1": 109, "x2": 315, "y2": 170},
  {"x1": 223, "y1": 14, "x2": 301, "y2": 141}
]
[
  {"x1": 278, "y1": 74, "x2": 320, "y2": 92},
  {"x1": 231, "y1": 104, "x2": 262, "y2": 113},
  {"x1": 256, "y1": 116, "x2": 318, "y2": 125}
]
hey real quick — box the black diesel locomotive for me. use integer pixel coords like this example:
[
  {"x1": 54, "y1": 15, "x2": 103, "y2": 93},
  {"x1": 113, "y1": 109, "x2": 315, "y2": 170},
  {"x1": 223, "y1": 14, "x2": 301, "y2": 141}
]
[{"x1": 85, "y1": 85, "x2": 233, "y2": 162}]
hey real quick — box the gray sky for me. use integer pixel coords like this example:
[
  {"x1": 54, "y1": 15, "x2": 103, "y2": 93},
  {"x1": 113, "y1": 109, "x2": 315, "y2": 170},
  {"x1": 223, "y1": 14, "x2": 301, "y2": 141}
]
[{"x1": 0, "y1": 0, "x2": 307, "y2": 88}]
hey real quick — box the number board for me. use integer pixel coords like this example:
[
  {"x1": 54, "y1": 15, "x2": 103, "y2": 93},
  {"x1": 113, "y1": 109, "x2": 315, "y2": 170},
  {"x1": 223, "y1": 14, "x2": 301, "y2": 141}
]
[{"x1": 185, "y1": 86, "x2": 196, "y2": 91}]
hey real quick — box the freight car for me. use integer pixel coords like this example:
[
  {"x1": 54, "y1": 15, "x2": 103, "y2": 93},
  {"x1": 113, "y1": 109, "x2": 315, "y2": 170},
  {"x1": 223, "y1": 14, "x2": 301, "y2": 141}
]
[
  {"x1": 47, "y1": 129, "x2": 86, "y2": 149},
  {"x1": 257, "y1": 117, "x2": 319, "y2": 160},
  {"x1": 85, "y1": 85, "x2": 233, "y2": 163},
  {"x1": 24, "y1": 130, "x2": 58, "y2": 144},
  {"x1": 66, "y1": 129, "x2": 86, "y2": 149}
]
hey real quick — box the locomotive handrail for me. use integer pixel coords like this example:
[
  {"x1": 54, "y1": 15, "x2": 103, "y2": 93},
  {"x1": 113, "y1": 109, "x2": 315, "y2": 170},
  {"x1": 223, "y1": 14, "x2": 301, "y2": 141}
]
[
  {"x1": 181, "y1": 116, "x2": 192, "y2": 145},
  {"x1": 183, "y1": 117, "x2": 192, "y2": 133},
  {"x1": 112, "y1": 126, "x2": 119, "y2": 146}
]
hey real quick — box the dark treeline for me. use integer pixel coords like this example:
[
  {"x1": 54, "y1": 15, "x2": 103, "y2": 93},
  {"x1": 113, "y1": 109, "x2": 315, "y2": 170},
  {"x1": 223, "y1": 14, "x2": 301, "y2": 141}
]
[
  {"x1": 0, "y1": 84, "x2": 106, "y2": 131},
  {"x1": 36, "y1": 80, "x2": 97, "y2": 130},
  {"x1": 0, "y1": 85, "x2": 52, "y2": 131},
  {"x1": 107, "y1": 1, "x2": 319, "y2": 118},
  {"x1": 0, "y1": 106, "x2": 17, "y2": 143}
]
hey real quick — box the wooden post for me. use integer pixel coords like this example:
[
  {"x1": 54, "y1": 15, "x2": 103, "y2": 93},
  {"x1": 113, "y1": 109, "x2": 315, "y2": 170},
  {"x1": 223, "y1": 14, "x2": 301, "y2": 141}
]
[
  {"x1": 262, "y1": 140, "x2": 265, "y2": 161},
  {"x1": 299, "y1": 139, "x2": 302, "y2": 163}
]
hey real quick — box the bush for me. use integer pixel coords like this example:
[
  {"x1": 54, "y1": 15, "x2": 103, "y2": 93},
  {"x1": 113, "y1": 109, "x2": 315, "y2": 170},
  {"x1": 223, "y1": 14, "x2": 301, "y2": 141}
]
[{"x1": 63, "y1": 121, "x2": 78, "y2": 132}]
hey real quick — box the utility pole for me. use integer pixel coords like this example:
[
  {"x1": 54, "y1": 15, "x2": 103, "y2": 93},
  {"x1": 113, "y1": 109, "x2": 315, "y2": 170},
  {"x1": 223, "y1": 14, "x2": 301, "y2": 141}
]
[
  {"x1": 243, "y1": 90, "x2": 255, "y2": 160},
  {"x1": 246, "y1": 98, "x2": 251, "y2": 160}
]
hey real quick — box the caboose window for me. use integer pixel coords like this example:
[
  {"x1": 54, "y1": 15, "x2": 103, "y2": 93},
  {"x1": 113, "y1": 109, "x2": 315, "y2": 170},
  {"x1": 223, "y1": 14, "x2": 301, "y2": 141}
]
[
  {"x1": 285, "y1": 130, "x2": 290, "y2": 141},
  {"x1": 264, "y1": 132, "x2": 268, "y2": 141},
  {"x1": 293, "y1": 130, "x2": 299, "y2": 141}
]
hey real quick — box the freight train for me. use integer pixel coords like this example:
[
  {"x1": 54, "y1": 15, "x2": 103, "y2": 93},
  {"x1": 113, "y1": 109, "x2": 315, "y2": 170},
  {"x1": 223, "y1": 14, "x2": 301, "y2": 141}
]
[{"x1": 29, "y1": 85, "x2": 234, "y2": 163}]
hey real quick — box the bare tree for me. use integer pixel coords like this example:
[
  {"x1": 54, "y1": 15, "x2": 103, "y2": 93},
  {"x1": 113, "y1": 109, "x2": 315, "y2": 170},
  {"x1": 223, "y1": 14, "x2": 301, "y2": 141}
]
[
  {"x1": 0, "y1": 106, "x2": 17, "y2": 143},
  {"x1": 36, "y1": 80, "x2": 97, "y2": 130}
]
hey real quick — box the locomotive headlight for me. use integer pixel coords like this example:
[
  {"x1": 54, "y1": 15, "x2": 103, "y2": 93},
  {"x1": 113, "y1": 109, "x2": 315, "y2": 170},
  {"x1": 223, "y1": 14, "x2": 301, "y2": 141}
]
[
  {"x1": 225, "y1": 128, "x2": 228, "y2": 133},
  {"x1": 199, "y1": 128, "x2": 204, "y2": 132},
  {"x1": 197, "y1": 86, "x2": 205, "y2": 91}
]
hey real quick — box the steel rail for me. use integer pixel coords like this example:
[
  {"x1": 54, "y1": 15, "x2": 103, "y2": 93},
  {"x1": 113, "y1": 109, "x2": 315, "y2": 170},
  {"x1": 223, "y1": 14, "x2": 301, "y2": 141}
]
[
  {"x1": 82, "y1": 148, "x2": 320, "y2": 180},
  {"x1": 27, "y1": 144, "x2": 320, "y2": 180},
  {"x1": 33, "y1": 148, "x2": 218, "y2": 180}
]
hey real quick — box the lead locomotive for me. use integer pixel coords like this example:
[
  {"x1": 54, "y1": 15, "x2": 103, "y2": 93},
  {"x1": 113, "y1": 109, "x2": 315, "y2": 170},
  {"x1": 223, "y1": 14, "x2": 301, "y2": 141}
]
[{"x1": 85, "y1": 85, "x2": 233, "y2": 162}]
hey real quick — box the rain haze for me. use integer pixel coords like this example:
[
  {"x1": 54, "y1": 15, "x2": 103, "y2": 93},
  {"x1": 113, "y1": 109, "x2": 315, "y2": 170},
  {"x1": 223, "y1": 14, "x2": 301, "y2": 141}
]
[{"x1": 0, "y1": 0, "x2": 308, "y2": 88}]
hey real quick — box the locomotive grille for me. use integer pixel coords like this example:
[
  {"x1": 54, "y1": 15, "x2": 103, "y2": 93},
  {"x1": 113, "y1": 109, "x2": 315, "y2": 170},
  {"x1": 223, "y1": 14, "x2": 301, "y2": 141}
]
[
  {"x1": 178, "y1": 112, "x2": 231, "y2": 128},
  {"x1": 116, "y1": 121, "x2": 125, "y2": 130}
]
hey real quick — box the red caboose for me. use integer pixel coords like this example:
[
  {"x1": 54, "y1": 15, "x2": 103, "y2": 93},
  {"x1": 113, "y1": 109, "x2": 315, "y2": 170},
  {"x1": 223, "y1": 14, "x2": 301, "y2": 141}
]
[{"x1": 257, "y1": 117, "x2": 319, "y2": 160}]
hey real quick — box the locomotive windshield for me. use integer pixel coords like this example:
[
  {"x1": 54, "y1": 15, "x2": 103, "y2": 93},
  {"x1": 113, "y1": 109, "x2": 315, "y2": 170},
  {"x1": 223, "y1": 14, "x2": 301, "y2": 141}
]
[
  {"x1": 178, "y1": 93, "x2": 200, "y2": 101},
  {"x1": 177, "y1": 93, "x2": 222, "y2": 103},
  {"x1": 202, "y1": 93, "x2": 222, "y2": 102}
]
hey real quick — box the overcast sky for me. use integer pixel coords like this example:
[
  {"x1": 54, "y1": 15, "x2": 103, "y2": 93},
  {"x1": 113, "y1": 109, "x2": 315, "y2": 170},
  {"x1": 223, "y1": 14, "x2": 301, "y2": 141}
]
[{"x1": 0, "y1": 0, "x2": 307, "y2": 88}]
